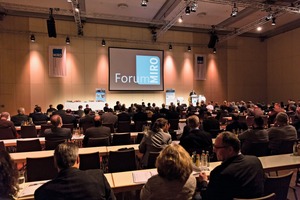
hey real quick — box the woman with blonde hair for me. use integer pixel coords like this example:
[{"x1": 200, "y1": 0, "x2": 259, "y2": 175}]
[{"x1": 140, "y1": 144, "x2": 196, "y2": 200}]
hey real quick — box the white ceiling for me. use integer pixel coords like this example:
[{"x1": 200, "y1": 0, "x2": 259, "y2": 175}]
[{"x1": 1, "y1": 0, "x2": 300, "y2": 42}]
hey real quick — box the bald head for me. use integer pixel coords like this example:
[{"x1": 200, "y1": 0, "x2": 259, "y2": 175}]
[
  {"x1": 0, "y1": 112, "x2": 10, "y2": 120},
  {"x1": 50, "y1": 115, "x2": 63, "y2": 127}
]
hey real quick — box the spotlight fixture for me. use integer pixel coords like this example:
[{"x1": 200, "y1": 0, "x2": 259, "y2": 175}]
[
  {"x1": 265, "y1": 13, "x2": 273, "y2": 21},
  {"x1": 141, "y1": 0, "x2": 148, "y2": 7},
  {"x1": 185, "y1": 6, "x2": 191, "y2": 15},
  {"x1": 191, "y1": 1, "x2": 198, "y2": 12},
  {"x1": 188, "y1": 45, "x2": 191, "y2": 52},
  {"x1": 101, "y1": 39, "x2": 106, "y2": 46},
  {"x1": 169, "y1": 44, "x2": 173, "y2": 51},
  {"x1": 271, "y1": 18, "x2": 276, "y2": 25},
  {"x1": 66, "y1": 36, "x2": 70, "y2": 44},
  {"x1": 231, "y1": 3, "x2": 238, "y2": 17},
  {"x1": 75, "y1": 4, "x2": 80, "y2": 12},
  {"x1": 213, "y1": 48, "x2": 217, "y2": 54},
  {"x1": 178, "y1": 16, "x2": 183, "y2": 23},
  {"x1": 30, "y1": 34, "x2": 35, "y2": 42}
]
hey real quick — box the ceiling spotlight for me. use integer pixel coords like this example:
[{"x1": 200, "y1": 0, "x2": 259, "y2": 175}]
[
  {"x1": 101, "y1": 39, "x2": 106, "y2": 46},
  {"x1": 141, "y1": 0, "x2": 148, "y2": 7},
  {"x1": 30, "y1": 34, "x2": 35, "y2": 42},
  {"x1": 169, "y1": 44, "x2": 173, "y2": 51},
  {"x1": 231, "y1": 3, "x2": 238, "y2": 17},
  {"x1": 265, "y1": 13, "x2": 273, "y2": 21},
  {"x1": 66, "y1": 36, "x2": 70, "y2": 45},
  {"x1": 191, "y1": 2, "x2": 198, "y2": 12},
  {"x1": 256, "y1": 26, "x2": 262, "y2": 31},
  {"x1": 178, "y1": 16, "x2": 183, "y2": 23},
  {"x1": 188, "y1": 46, "x2": 191, "y2": 52},
  {"x1": 213, "y1": 48, "x2": 217, "y2": 54},
  {"x1": 271, "y1": 18, "x2": 276, "y2": 26},
  {"x1": 185, "y1": 6, "x2": 191, "y2": 15}
]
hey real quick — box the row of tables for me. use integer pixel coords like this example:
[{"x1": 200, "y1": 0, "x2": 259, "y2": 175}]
[{"x1": 17, "y1": 153, "x2": 300, "y2": 200}]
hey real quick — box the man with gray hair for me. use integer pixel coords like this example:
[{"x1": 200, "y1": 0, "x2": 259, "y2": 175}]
[
  {"x1": 35, "y1": 143, "x2": 116, "y2": 200},
  {"x1": 267, "y1": 112, "x2": 297, "y2": 154},
  {"x1": 11, "y1": 107, "x2": 29, "y2": 126},
  {"x1": 0, "y1": 112, "x2": 17, "y2": 138}
]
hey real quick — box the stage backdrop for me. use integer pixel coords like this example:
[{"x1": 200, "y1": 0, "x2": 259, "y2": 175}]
[
  {"x1": 194, "y1": 54, "x2": 207, "y2": 80},
  {"x1": 49, "y1": 46, "x2": 67, "y2": 77}
]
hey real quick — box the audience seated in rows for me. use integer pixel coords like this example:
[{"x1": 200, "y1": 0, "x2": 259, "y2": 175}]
[
  {"x1": 226, "y1": 113, "x2": 248, "y2": 133},
  {"x1": 61, "y1": 109, "x2": 77, "y2": 128},
  {"x1": 101, "y1": 108, "x2": 117, "y2": 127}
]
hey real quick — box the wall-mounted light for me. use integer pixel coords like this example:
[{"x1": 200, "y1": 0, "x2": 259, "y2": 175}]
[
  {"x1": 185, "y1": 6, "x2": 191, "y2": 15},
  {"x1": 178, "y1": 16, "x2": 183, "y2": 23},
  {"x1": 271, "y1": 18, "x2": 276, "y2": 26},
  {"x1": 101, "y1": 39, "x2": 106, "y2": 46},
  {"x1": 141, "y1": 0, "x2": 148, "y2": 7},
  {"x1": 169, "y1": 44, "x2": 173, "y2": 51},
  {"x1": 30, "y1": 34, "x2": 35, "y2": 42},
  {"x1": 231, "y1": 3, "x2": 238, "y2": 17},
  {"x1": 66, "y1": 36, "x2": 70, "y2": 44},
  {"x1": 188, "y1": 45, "x2": 191, "y2": 52},
  {"x1": 213, "y1": 48, "x2": 217, "y2": 54}
]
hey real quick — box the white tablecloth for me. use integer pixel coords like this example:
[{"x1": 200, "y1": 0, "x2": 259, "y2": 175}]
[{"x1": 64, "y1": 102, "x2": 105, "y2": 111}]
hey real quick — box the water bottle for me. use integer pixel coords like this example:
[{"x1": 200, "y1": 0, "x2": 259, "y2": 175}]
[
  {"x1": 206, "y1": 151, "x2": 210, "y2": 167},
  {"x1": 195, "y1": 154, "x2": 200, "y2": 167},
  {"x1": 293, "y1": 141, "x2": 298, "y2": 156},
  {"x1": 201, "y1": 150, "x2": 207, "y2": 167}
]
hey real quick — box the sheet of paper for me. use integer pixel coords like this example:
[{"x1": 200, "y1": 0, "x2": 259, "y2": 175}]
[
  {"x1": 132, "y1": 170, "x2": 157, "y2": 183},
  {"x1": 18, "y1": 180, "x2": 48, "y2": 197}
]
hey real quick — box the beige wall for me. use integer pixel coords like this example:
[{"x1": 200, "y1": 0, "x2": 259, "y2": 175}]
[
  {"x1": 267, "y1": 28, "x2": 300, "y2": 103},
  {"x1": 0, "y1": 15, "x2": 273, "y2": 114}
]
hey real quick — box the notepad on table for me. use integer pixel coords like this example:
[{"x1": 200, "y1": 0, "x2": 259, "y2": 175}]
[{"x1": 132, "y1": 170, "x2": 158, "y2": 183}]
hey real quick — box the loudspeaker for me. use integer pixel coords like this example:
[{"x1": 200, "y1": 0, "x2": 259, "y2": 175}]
[
  {"x1": 47, "y1": 17, "x2": 57, "y2": 38},
  {"x1": 208, "y1": 34, "x2": 218, "y2": 49}
]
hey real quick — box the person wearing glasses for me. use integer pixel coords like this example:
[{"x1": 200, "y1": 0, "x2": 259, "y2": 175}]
[{"x1": 197, "y1": 131, "x2": 264, "y2": 200}]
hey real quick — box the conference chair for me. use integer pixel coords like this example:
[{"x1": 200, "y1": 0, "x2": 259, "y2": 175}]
[
  {"x1": 39, "y1": 123, "x2": 52, "y2": 137},
  {"x1": 264, "y1": 171, "x2": 296, "y2": 200},
  {"x1": 168, "y1": 119, "x2": 179, "y2": 131},
  {"x1": 108, "y1": 148, "x2": 137, "y2": 172},
  {"x1": 116, "y1": 121, "x2": 131, "y2": 133},
  {"x1": 238, "y1": 115, "x2": 247, "y2": 124},
  {"x1": 20, "y1": 125, "x2": 37, "y2": 138},
  {"x1": 44, "y1": 139, "x2": 66, "y2": 150},
  {"x1": 0, "y1": 141, "x2": 6, "y2": 151},
  {"x1": 102, "y1": 123, "x2": 115, "y2": 133},
  {"x1": 62, "y1": 123, "x2": 74, "y2": 134},
  {"x1": 246, "y1": 116, "x2": 255, "y2": 127},
  {"x1": 26, "y1": 156, "x2": 57, "y2": 182},
  {"x1": 134, "y1": 121, "x2": 147, "y2": 132},
  {"x1": 233, "y1": 193, "x2": 276, "y2": 200},
  {"x1": 86, "y1": 137, "x2": 110, "y2": 147},
  {"x1": 112, "y1": 132, "x2": 131, "y2": 145},
  {"x1": 0, "y1": 127, "x2": 15, "y2": 139},
  {"x1": 16, "y1": 139, "x2": 42, "y2": 152},
  {"x1": 79, "y1": 152, "x2": 101, "y2": 170},
  {"x1": 241, "y1": 142, "x2": 270, "y2": 157},
  {"x1": 270, "y1": 140, "x2": 295, "y2": 155},
  {"x1": 136, "y1": 132, "x2": 144, "y2": 144},
  {"x1": 146, "y1": 151, "x2": 160, "y2": 169}
]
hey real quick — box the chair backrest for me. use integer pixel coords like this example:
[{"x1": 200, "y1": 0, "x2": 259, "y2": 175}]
[
  {"x1": 62, "y1": 123, "x2": 74, "y2": 134},
  {"x1": 17, "y1": 139, "x2": 42, "y2": 152},
  {"x1": 20, "y1": 125, "x2": 37, "y2": 138},
  {"x1": 264, "y1": 171, "x2": 293, "y2": 200},
  {"x1": 82, "y1": 124, "x2": 94, "y2": 134},
  {"x1": 169, "y1": 119, "x2": 179, "y2": 131},
  {"x1": 208, "y1": 129, "x2": 222, "y2": 138},
  {"x1": 102, "y1": 123, "x2": 115, "y2": 133},
  {"x1": 134, "y1": 121, "x2": 147, "y2": 132},
  {"x1": 79, "y1": 152, "x2": 101, "y2": 170},
  {"x1": 112, "y1": 133, "x2": 131, "y2": 145},
  {"x1": 108, "y1": 148, "x2": 137, "y2": 172},
  {"x1": 26, "y1": 156, "x2": 57, "y2": 182},
  {"x1": 39, "y1": 123, "x2": 52, "y2": 137},
  {"x1": 45, "y1": 139, "x2": 66, "y2": 150},
  {"x1": 238, "y1": 115, "x2": 247, "y2": 124},
  {"x1": 136, "y1": 132, "x2": 145, "y2": 144},
  {"x1": 0, "y1": 141, "x2": 6, "y2": 151},
  {"x1": 147, "y1": 151, "x2": 160, "y2": 169},
  {"x1": 271, "y1": 140, "x2": 295, "y2": 155},
  {"x1": 87, "y1": 137, "x2": 110, "y2": 147},
  {"x1": 241, "y1": 142, "x2": 270, "y2": 157},
  {"x1": 117, "y1": 121, "x2": 131, "y2": 133},
  {"x1": 0, "y1": 127, "x2": 15, "y2": 139},
  {"x1": 233, "y1": 193, "x2": 276, "y2": 200}
]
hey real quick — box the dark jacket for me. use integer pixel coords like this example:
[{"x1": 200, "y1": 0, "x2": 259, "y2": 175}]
[{"x1": 44, "y1": 127, "x2": 72, "y2": 141}]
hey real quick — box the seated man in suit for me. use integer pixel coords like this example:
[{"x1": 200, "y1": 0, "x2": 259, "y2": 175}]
[
  {"x1": 198, "y1": 132, "x2": 264, "y2": 200},
  {"x1": 0, "y1": 112, "x2": 17, "y2": 138},
  {"x1": 34, "y1": 143, "x2": 116, "y2": 200},
  {"x1": 83, "y1": 115, "x2": 111, "y2": 147},
  {"x1": 11, "y1": 107, "x2": 29, "y2": 126},
  {"x1": 179, "y1": 115, "x2": 213, "y2": 155},
  {"x1": 29, "y1": 106, "x2": 49, "y2": 125},
  {"x1": 44, "y1": 115, "x2": 72, "y2": 141}
]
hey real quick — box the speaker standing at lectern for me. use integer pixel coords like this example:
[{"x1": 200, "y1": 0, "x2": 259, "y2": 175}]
[{"x1": 189, "y1": 90, "x2": 196, "y2": 96}]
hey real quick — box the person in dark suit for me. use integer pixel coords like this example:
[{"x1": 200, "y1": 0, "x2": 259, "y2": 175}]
[
  {"x1": 79, "y1": 109, "x2": 95, "y2": 133},
  {"x1": 198, "y1": 132, "x2": 264, "y2": 200},
  {"x1": 117, "y1": 106, "x2": 131, "y2": 122},
  {"x1": 0, "y1": 112, "x2": 17, "y2": 138},
  {"x1": 61, "y1": 109, "x2": 77, "y2": 128},
  {"x1": 133, "y1": 105, "x2": 148, "y2": 122},
  {"x1": 29, "y1": 106, "x2": 49, "y2": 125},
  {"x1": 11, "y1": 107, "x2": 29, "y2": 126},
  {"x1": 34, "y1": 143, "x2": 116, "y2": 200},
  {"x1": 83, "y1": 115, "x2": 111, "y2": 147},
  {"x1": 44, "y1": 115, "x2": 72, "y2": 141},
  {"x1": 52, "y1": 104, "x2": 66, "y2": 116},
  {"x1": 180, "y1": 115, "x2": 213, "y2": 155}
]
